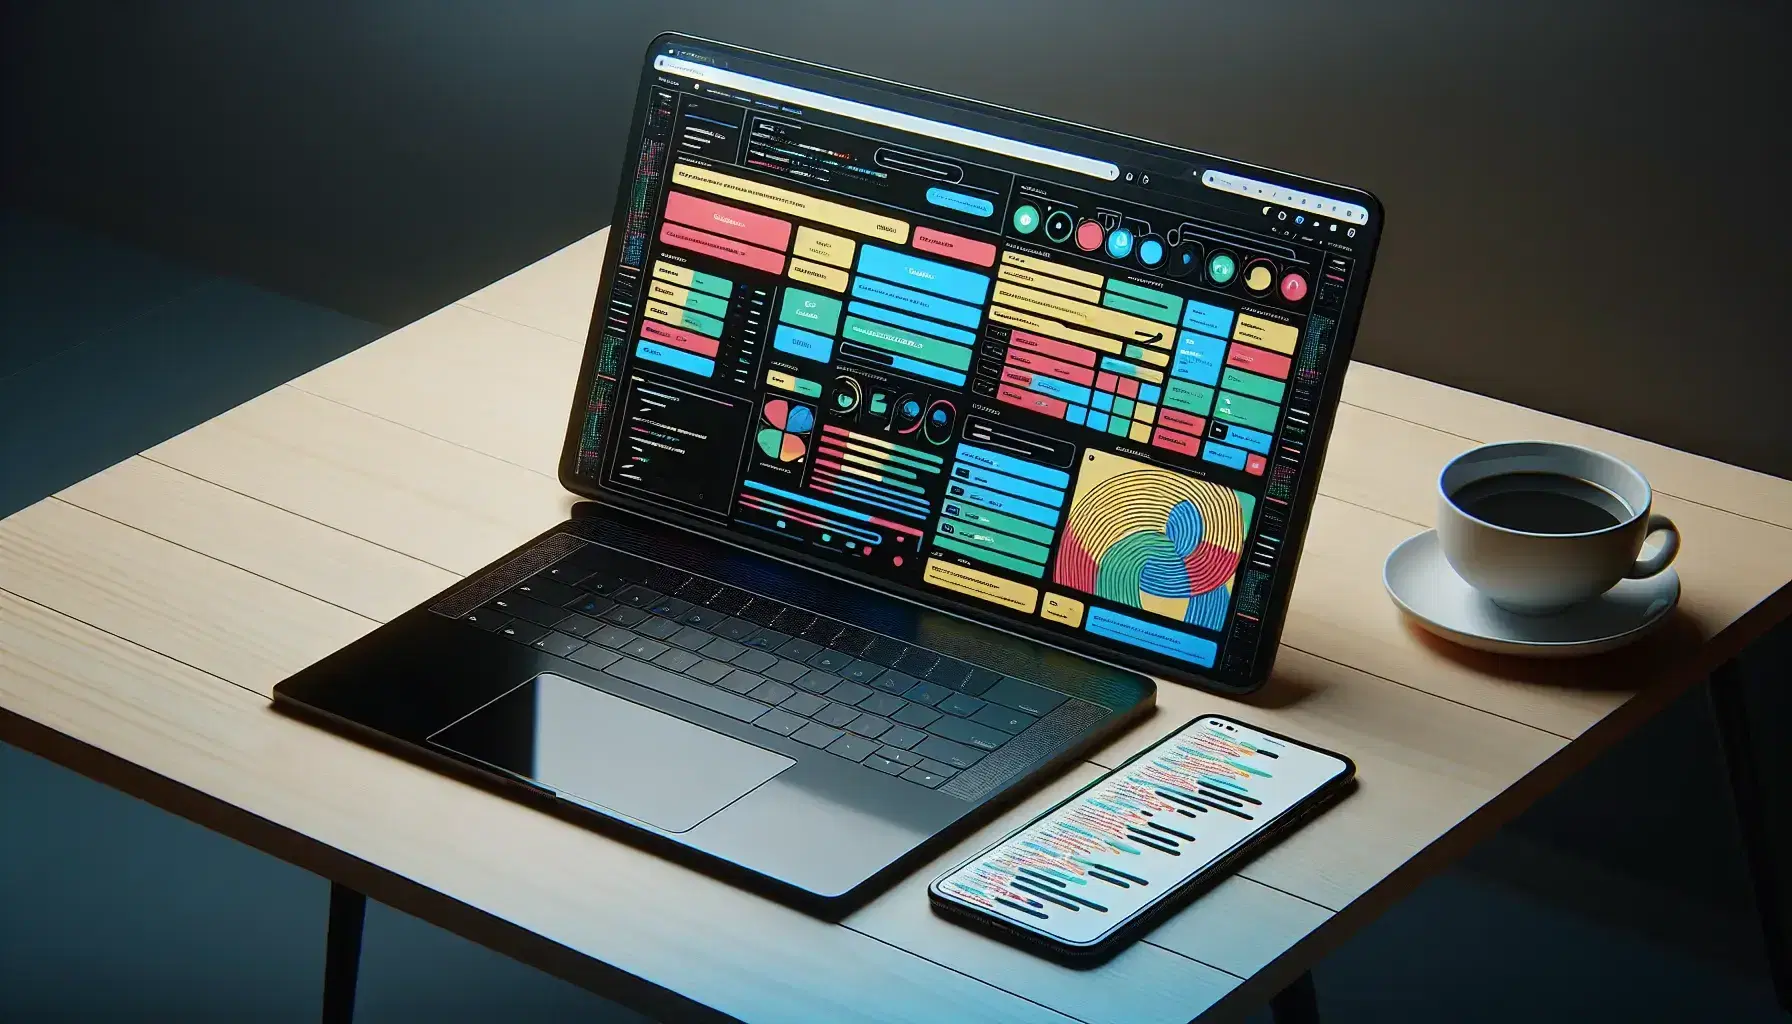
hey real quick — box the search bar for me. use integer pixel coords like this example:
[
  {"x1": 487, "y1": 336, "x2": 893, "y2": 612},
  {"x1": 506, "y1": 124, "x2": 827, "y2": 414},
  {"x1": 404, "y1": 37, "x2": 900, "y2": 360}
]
[
  {"x1": 1201, "y1": 170, "x2": 1369, "y2": 225},
  {"x1": 654, "y1": 56, "x2": 1120, "y2": 181}
]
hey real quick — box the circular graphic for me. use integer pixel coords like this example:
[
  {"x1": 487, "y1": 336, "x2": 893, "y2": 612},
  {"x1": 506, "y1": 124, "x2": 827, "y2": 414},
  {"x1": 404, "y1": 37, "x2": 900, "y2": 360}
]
[
  {"x1": 1074, "y1": 219, "x2": 1105, "y2": 252},
  {"x1": 756, "y1": 399, "x2": 814, "y2": 463},
  {"x1": 1207, "y1": 250, "x2": 1238, "y2": 285},
  {"x1": 1137, "y1": 236, "x2": 1165, "y2": 268},
  {"x1": 1243, "y1": 258, "x2": 1276, "y2": 294},
  {"x1": 894, "y1": 394, "x2": 925, "y2": 434},
  {"x1": 1105, "y1": 227, "x2": 1134, "y2": 260},
  {"x1": 1166, "y1": 242, "x2": 1202, "y2": 278},
  {"x1": 1012, "y1": 204, "x2": 1040, "y2": 234},
  {"x1": 923, "y1": 399, "x2": 957, "y2": 446},
  {"x1": 1280, "y1": 272, "x2": 1309, "y2": 302},
  {"x1": 1053, "y1": 451, "x2": 1253, "y2": 631},
  {"x1": 830, "y1": 375, "x2": 862, "y2": 414},
  {"x1": 1044, "y1": 209, "x2": 1075, "y2": 243}
]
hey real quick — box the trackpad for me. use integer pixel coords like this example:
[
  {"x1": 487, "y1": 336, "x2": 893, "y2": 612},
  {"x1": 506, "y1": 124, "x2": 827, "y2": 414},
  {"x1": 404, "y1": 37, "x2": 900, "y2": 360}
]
[{"x1": 430, "y1": 672, "x2": 793, "y2": 833}]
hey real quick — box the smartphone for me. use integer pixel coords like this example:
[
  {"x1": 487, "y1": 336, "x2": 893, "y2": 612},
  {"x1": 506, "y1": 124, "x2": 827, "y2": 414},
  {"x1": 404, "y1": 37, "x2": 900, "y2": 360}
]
[{"x1": 928, "y1": 715, "x2": 1355, "y2": 963}]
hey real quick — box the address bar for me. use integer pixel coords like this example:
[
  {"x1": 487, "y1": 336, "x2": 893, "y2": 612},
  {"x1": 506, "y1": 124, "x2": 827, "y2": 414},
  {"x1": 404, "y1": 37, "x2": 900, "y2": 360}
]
[{"x1": 654, "y1": 56, "x2": 1120, "y2": 181}]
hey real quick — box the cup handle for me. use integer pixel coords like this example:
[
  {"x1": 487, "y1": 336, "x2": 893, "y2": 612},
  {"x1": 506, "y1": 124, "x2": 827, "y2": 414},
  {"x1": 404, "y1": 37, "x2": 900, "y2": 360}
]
[{"x1": 1627, "y1": 514, "x2": 1679, "y2": 578}]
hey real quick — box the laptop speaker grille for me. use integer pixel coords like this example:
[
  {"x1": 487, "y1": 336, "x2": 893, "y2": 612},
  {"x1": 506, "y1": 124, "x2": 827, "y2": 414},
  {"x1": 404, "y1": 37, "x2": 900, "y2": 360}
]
[
  {"x1": 429, "y1": 533, "x2": 587, "y2": 619},
  {"x1": 941, "y1": 698, "x2": 1107, "y2": 802}
]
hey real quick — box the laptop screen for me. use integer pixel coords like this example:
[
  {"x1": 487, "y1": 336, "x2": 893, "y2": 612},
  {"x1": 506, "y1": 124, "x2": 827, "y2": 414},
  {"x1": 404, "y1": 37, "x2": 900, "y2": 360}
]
[{"x1": 562, "y1": 35, "x2": 1381, "y2": 692}]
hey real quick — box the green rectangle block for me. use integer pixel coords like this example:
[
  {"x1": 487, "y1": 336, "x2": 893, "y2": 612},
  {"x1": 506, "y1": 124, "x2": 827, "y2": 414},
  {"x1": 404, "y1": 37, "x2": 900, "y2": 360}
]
[
  {"x1": 944, "y1": 505, "x2": 1056, "y2": 546},
  {"x1": 1102, "y1": 282, "x2": 1182, "y2": 324},
  {"x1": 689, "y1": 269, "x2": 733, "y2": 298},
  {"x1": 1164, "y1": 379, "x2": 1215, "y2": 416},
  {"x1": 1214, "y1": 390, "x2": 1281, "y2": 432},
  {"x1": 938, "y1": 517, "x2": 1051, "y2": 565},
  {"x1": 676, "y1": 306, "x2": 724, "y2": 338},
  {"x1": 680, "y1": 289, "x2": 730, "y2": 319},
  {"x1": 1220, "y1": 367, "x2": 1286, "y2": 404},
  {"x1": 931, "y1": 534, "x2": 1046, "y2": 579},
  {"x1": 842, "y1": 316, "x2": 971, "y2": 371},
  {"x1": 1106, "y1": 417, "x2": 1129, "y2": 436},
  {"x1": 779, "y1": 288, "x2": 842, "y2": 335},
  {"x1": 792, "y1": 377, "x2": 823, "y2": 398}
]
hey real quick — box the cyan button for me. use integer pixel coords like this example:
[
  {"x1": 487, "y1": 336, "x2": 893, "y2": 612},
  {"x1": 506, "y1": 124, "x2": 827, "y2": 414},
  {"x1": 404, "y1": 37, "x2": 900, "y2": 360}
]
[{"x1": 925, "y1": 187, "x2": 995, "y2": 217}]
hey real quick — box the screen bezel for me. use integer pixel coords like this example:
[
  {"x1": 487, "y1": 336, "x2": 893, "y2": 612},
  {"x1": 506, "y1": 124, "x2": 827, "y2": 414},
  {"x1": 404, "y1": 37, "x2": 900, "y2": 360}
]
[
  {"x1": 926, "y1": 714, "x2": 1356, "y2": 954},
  {"x1": 558, "y1": 32, "x2": 1384, "y2": 695}
]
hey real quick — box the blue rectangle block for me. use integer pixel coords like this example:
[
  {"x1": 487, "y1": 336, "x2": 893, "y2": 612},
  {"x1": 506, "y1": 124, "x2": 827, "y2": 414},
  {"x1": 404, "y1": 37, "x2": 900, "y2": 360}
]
[
  {"x1": 635, "y1": 339, "x2": 715, "y2": 377},
  {"x1": 1172, "y1": 332, "x2": 1227, "y2": 385},
  {"x1": 1215, "y1": 422, "x2": 1272, "y2": 454},
  {"x1": 845, "y1": 300, "x2": 977, "y2": 345},
  {"x1": 773, "y1": 323, "x2": 834, "y2": 362},
  {"x1": 943, "y1": 480, "x2": 1061, "y2": 527},
  {"x1": 1064, "y1": 404, "x2": 1088, "y2": 425},
  {"x1": 1099, "y1": 356, "x2": 1153, "y2": 381},
  {"x1": 925, "y1": 187, "x2": 996, "y2": 217},
  {"x1": 949, "y1": 462, "x2": 1067, "y2": 508},
  {"x1": 1139, "y1": 383, "x2": 1162, "y2": 404},
  {"x1": 850, "y1": 277, "x2": 983, "y2": 329},
  {"x1": 951, "y1": 443, "x2": 1072, "y2": 489},
  {"x1": 884, "y1": 352, "x2": 966, "y2": 387},
  {"x1": 1085, "y1": 607, "x2": 1217, "y2": 667},
  {"x1": 1023, "y1": 374, "x2": 1092, "y2": 407},
  {"x1": 1200, "y1": 440, "x2": 1248, "y2": 470},
  {"x1": 1092, "y1": 390, "x2": 1114, "y2": 412},
  {"x1": 1087, "y1": 411, "x2": 1110, "y2": 432},
  {"x1": 857, "y1": 245, "x2": 991, "y2": 305},
  {"x1": 1182, "y1": 300, "x2": 1235, "y2": 337}
]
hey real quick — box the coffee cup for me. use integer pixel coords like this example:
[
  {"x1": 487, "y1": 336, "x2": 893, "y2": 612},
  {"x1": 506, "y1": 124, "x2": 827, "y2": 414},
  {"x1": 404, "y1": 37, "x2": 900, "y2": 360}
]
[{"x1": 1436, "y1": 441, "x2": 1679, "y2": 614}]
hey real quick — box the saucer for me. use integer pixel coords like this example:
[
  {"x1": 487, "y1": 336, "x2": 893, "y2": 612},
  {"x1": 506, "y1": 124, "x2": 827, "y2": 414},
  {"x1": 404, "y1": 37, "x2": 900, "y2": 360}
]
[{"x1": 1382, "y1": 530, "x2": 1679, "y2": 658}]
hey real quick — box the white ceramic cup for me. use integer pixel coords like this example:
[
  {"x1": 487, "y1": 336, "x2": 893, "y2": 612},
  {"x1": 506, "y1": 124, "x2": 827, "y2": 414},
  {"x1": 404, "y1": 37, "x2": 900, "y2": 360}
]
[{"x1": 1436, "y1": 441, "x2": 1680, "y2": 614}]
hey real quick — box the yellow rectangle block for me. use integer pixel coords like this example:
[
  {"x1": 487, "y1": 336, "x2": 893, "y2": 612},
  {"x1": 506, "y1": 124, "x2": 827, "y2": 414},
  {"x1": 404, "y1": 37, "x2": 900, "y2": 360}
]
[
  {"x1": 1136, "y1": 350, "x2": 1170, "y2": 368},
  {"x1": 642, "y1": 300, "x2": 686, "y2": 326},
  {"x1": 996, "y1": 264, "x2": 1102, "y2": 304},
  {"x1": 794, "y1": 226, "x2": 855, "y2": 268},
  {"x1": 924, "y1": 558, "x2": 1038, "y2": 613},
  {"x1": 992, "y1": 281, "x2": 1172, "y2": 349},
  {"x1": 989, "y1": 304, "x2": 1122, "y2": 355},
  {"x1": 1134, "y1": 404, "x2": 1157, "y2": 424},
  {"x1": 672, "y1": 163, "x2": 910, "y2": 244},
  {"x1": 652, "y1": 261, "x2": 693, "y2": 287},
  {"x1": 788, "y1": 258, "x2": 848, "y2": 293},
  {"x1": 1128, "y1": 421, "x2": 1153, "y2": 442},
  {"x1": 648, "y1": 279, "x2": 691, "y2": 308},
  {"x1": 1234, "y1": 313, "x2": 1299, "y2": 355},
  {"x1": 766, "y1": 370, "x2": 799, "y2": 392},
  {"x1": 1000, "y1": 250, "x2": 1104, "y2": 288},
  {"x1": 1041, "y1": 592, "x2": 1085, "y2": 627}
]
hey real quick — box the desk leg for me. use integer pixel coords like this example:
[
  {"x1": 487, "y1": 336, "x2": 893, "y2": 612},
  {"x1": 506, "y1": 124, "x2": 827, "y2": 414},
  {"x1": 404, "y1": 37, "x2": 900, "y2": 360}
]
[
  {"x1": 322, "y1": 882, "x2": 367, "y2": 1024},
  {"x1": 1710, "y1": 661, "x2": 1791, "y2": 1012},
  {"x1": 1269, "y1": 970, "x2": 1320, "y2": 1024}
]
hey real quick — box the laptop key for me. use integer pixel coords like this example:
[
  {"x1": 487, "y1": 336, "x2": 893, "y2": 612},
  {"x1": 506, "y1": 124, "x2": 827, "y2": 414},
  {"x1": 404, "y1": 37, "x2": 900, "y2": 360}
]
[
  {"x1": 677, "y1": 606, "x2": 725, "y2": 630},
  {"x1": 870, "y1": 670, "x2": 917, "y2": 695},
  {"x1": 915, "y1": 736, "x2": 985, "y2": 770},
  {"x1": 878, "y1": 746, "x2": 924, "y2": 766},
  {"x1": 901, "y1": 767, "x2": 951, "y2": 789},
  {"x1": 778, "y1": 692, "x2": 830, "y2": 717},
  {"x1": 857, "y1": 692, "x2": 906, "y2": 718},
  {"x1": 763, "y1": 658, "x2": 809, "y2": 684},
  {"x1": 611, "y1": 585, "x2": 662, "y2": 609},
  {"x1": 776, "y1": 637, "x2": 823, "y2": 662},
  {"x1": 961, "y1": 667, "x2": 1003, "y2": 697},
  {"x1": 514, "y1": 577, "x2": 580, "y2": 607},
  {"x1": 684, "y1": 659, "x2": 733, "y2": 684},
  {"x1": 793, "y1": 669, "x2": 841, "y2": 694},
  {"x1": 603, "y1": 657, "x2": 770, "y2": 723},
  {"x1": 669, "y1": 626, "x2": 713, "y2": 650},
  {"x1": 568, "y1": 645, "x2": 621, "y2": 671},
  {"x1": 698, "y1": 637, "x2": 745, "y2": 662},
  {"x1": 928, "y1": 716, "x2": 1011, "y2": 752},
  {"x1": 742, "y1": 628, "x2": 789, "y2": 651},
  {"x1": 813, "y1": 703, "x2": 862, "y2": 728},
  {"x1": 552, "y1": 612, "x2": 604, "y2": 638},
  {"x1": 918, "y1": 758, "x2": 960, "y2": 777},
  {"x1": 936, "y1": 693, "x2": 986, "y2": 718},
  {"x1": 713, "y1": 617, "x2": 759, "y2": 641},
  {"x1": 647, "y1": 596, "x2": 693, "y2": 619},
  {"x1": 971, "y1": 704, "x2": 1037, "y2": 735},
  {"x1": 732, "y1": 649, "x2": 778, "y2": 673},
  {"x1": 602, "y1": 605, "x2": 648, "y2": 627},
  {"x1": 653, "y1": 648, "x2": 700, "y2": 673},
  {"x1": 839, "y1": 660, "x2": 885, "y2": 685},
  {"x1": 566, "y1": 593, "x2": 616, "y2": 618},
  {"x1": 579, "y1": 572, "x2": 628, "y2": 595},
  {"x1": 463, "y1": 608, "x2": 510, "y2": 631},
  {"x1": 901, "y1": 681, "x2": 953, "y2": 707},
  {"x1": 622, "y1": 637, "x2": 669, "y2": 661},
  {"x1": 635, "y1": 616, "x2": 681, "y2": 640},
  {"x1": 746, "y1": 679, "x2": 794, "y2": 703},
  {"x1": 826, "y1": 735, "x2": 879, "y2": 763},
  {"x1": 792, "y1": 722, "x2": 844, "y2": 748},
  {"x1": 891, "y1": 704, "x2": 940, "y2": 729},
  {"x1": 591, "y1": 626, "x2": 637, "y2": 649},
  {"x1": 824, "y1": 680, "x2": 873, "y2": 706},
  {"x1": 878, "y1": 725, "x2": 927, "y2": 750},
  {"x1": 983, "y1": 677, "x2": 1069, "y2": 717},
  {"x1": 864, "y1": 753, "x2": 906, "y2": 775},
  {"x1": 495, "y1": 594, "x2": 570, "y2": 626},
  {"x1": 846, "y1": 714, "x2": 891, "y2": 739},
  {"x1": 809, "y1": 649, "x2": 855, "y2": 672},
  {"x1": 498, "y1": 622, "x2": 548, "y2": 646},
  {"x1": 753, "y1": 708, "x2": 805, "y2": 736},
  {"x1": 532, "y1": 632, "x2": 585, "y2": 658}
]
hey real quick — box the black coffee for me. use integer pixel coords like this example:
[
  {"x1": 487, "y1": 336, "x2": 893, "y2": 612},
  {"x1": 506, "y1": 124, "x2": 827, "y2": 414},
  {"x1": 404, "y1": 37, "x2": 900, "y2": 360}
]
[{"x1": 1449, "y1": 471, "x2": 1630, "y2": 534}]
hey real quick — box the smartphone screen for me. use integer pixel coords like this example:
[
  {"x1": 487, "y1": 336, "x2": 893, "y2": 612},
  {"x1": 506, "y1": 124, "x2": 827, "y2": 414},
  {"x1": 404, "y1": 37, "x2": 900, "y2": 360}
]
[{"x1": 931, "y1": 715, "x2": 1352, "y2": 950}]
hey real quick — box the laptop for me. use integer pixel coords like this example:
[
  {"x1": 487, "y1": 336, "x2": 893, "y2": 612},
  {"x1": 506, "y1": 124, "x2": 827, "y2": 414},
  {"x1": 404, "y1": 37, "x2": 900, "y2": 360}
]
[{"x1": 273, "y1": 33, "x2": 1382, "y2": 911}]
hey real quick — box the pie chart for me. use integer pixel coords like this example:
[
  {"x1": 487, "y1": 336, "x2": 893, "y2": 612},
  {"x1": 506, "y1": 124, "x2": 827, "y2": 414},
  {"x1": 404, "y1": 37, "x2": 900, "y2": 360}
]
[{"x1": 757, "y1": 398, "x2": 814, "y2": 463}]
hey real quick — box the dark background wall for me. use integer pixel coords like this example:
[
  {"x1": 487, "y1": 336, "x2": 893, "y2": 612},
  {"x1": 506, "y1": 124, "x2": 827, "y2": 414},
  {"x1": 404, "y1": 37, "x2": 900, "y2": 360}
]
[{"x1": 4, "y1": 0, "x2": 1789, "y2": 476}]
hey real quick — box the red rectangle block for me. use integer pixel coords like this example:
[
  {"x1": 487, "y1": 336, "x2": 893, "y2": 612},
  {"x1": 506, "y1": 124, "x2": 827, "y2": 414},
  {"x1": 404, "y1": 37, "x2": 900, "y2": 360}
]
[
  {"x1": 1118, "y1": 377, "x2": 1140, "y2": 399},
  {"x1": 640, "y1": 318, "x2": 720, "y2": 358},
  {"x1": 1096, "y1": 371, "x2": 1119, "y2": 392},
  {"x1": 997, "y1": 383, "x2": 1069, "y2": 420},
  {"x1": 664, "y1": 191, "x2": 793, "y2": 252},
  {"x1": 1000, "y1": 366, "x2": 1036, "y2": 389},
  {"x1": 912, "y1": 226, "x2": 997, "y2": 267},
  {"x1": 659, "y1": 222, "x2": 786, "y2": 275},
  {"x1": 1151, "y1": 427, "x2": 1201, "y2": 455},
  {"x1": 1224, "y1": 343, "x2": 1292, "y2": 380},
  {"x1": 1006, "y1": 348, "x2": 1096, "y2": 386},
  {"x1": 1158, "y1": 408, "x2": 1206, "y2": 436},
  {"x1": 1245, "y1": 453, "x2": 1267, "y2": 476},
  {"x1": 1009, "y1": 330, "x2": 1098, "y2": 367}
]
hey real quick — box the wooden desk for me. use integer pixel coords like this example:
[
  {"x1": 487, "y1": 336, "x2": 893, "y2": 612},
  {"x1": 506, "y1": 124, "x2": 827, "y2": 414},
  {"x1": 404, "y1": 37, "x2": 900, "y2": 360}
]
[{"x1": 4, "y1": 228, "x2": 1789, "y2": 1022}]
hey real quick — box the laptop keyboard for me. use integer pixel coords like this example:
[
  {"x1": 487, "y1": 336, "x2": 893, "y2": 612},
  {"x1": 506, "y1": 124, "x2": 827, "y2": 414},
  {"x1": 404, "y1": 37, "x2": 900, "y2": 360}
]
[{"x1": 456, "y1": 542, "x2": 1073, "y2": 794}]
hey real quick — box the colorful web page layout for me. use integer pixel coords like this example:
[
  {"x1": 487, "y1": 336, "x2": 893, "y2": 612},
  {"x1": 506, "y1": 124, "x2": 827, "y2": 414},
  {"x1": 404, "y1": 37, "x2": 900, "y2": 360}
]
[
  {"x1": 934, "y1": 718, "x2": 1345, "y2": 944},
  {"x1": 575, "y1": 40, "x2": 1374, "y2": 686}
]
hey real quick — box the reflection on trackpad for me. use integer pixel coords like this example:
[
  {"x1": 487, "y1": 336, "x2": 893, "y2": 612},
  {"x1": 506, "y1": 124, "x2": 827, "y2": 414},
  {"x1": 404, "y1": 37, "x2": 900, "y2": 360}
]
[{"x1": 430, "y1": 672, "x2": 793, "y2": 833}]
